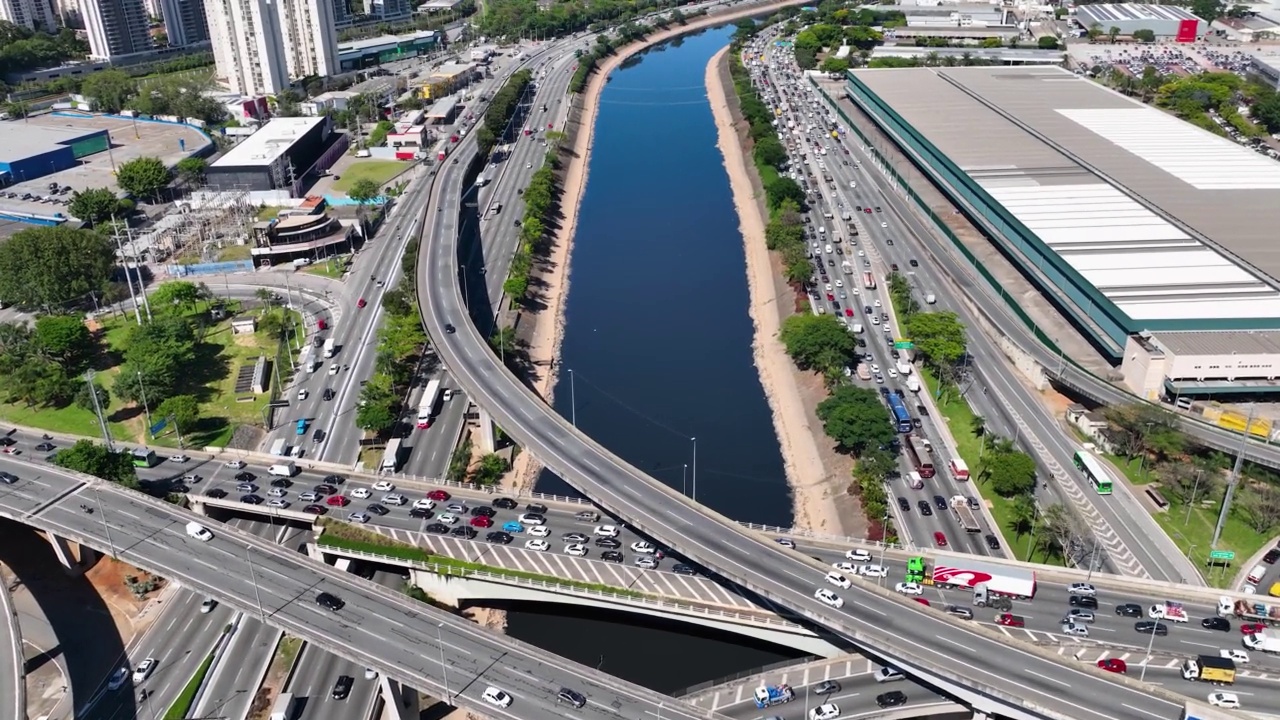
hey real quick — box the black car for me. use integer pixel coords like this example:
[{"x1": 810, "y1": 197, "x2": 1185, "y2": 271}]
[
  {"x1": 932, "y1": 495, "x2": 947, "y2": 511},
  {"x1": 234, "y1": 471, "x2": 256, "y2": 483},
  {"x1": 366, "y1": 503, "x2": 389, "y2": 516},
  {"x1": 35, "y1": 442, "x2": 55, "y2": 452},
  {"x1": 323, "y1": 474, "x2": 346, "y2": 485},
  {"x1": 917, "y1": 404, "x2": 929, "y2": 417},
  {"x1": 813, "y1": 680, "x2": 841, "y2": 696},
  {"x1": 1202, "y1": 616, "x2": 1231, "y2": 631},
  {"x1": 314, "y1": 484, "x2": 337, "y2": 495},
  {"x1": 444, "y1": 324, "x2": 456, "y2": 334},
  {"x1": 595, "y1": 537, "x2": 621, "y2": 549},
  {"x1": 303, "y1": 504, "x2": 327, "y2": 515},
  {"x1": 270, "y1": 477, "x2": 292, "y2": 488},
  {"x1": 601, "y1": 550, "x2": 624, "y2": 563},
  {"x1": 452, "y1": 526, "x2": 477, "y2": 539},
  {"x1": 1115, "y1": 603, "x2": 1143, "y2": 617},
  {"x1": 312, "y1": 429, "x2": 326, "y2": 443},
  {"x1": 911, "y1": 417, "x2": 923, "y2": 430},
  {"x1": 331, "y1": 675, "x2": 354, "y2": 699},
  {"x1": 876, "y1": 691, "x2": 907, "y2": 708},
  {"x1": 207, "y1": 488, "x2": 228, "y2": 499},
  {"x1": 494, "y1": 497, "x2": 518, "y2": 510},
  {"x1": 425, "y1": 523, "x2": 450, "y2": 534},
  {"x1": 909, "y1": 259, "x2": 919, "y2": 267},
  {"x1": 557, "y1": 688, "x2": 587, "y2": 708},
  {"x1": 984, "y1": 534, "x2": 1000, "y2": 551},
  {"x1": 1069, "y1": 595, "x2": 1099, "y2": 609},
  {"x1": 1135, "y1": 621, "x2": 1168, "y2": 636},
  {"x1": 897, "y1": 496, "x2": 910, "y2": 512},
  {"x1": 240, "y1": 494, "x2": 263, "y2": 505},
  {"x1": 672, "y1": 563, "x2": 697, "y2": 576},
  {"x1": 917, "y1": 501, "x2": 933, "y2": 517},
  {"x1": 470, "y1": 505, "x2": 496, "y2": 518},
  {"x1": 486, "y1": 531, "x2": 513, "y2": 544},
  {"x1": 316, "y1": 592, "x2": 344, "y2": 611},
  {"x1": 1265, "y1": 548, "x2": 1280, "y2": 564},
  {"x1": 409, "y1": 508, "x2": 433, "y2": 519},
  {"x1": 323, "y1": 388, "x2": 336, "y2": 401},
  {"x1": 526, "y1": 503, "x2": 548, "y2": 514}
]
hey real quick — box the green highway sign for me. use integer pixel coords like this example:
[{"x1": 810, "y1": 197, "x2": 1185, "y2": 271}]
[
  {"x1": 894, "y1": 340, "x2": 914, "y2": 350},
  {"x1": 1209, "y1": 550, "x2": 1235, "y2": 560}
]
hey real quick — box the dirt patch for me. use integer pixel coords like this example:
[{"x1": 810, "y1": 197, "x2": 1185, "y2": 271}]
[{"x1": 83, "y1": 556, "x2": 165, "y2": 637}]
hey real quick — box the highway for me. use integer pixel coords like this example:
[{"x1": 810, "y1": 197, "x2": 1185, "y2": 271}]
[
  {"x1": 0, "y1": 555, "x2": 21, "y2": 720},
  {"x1": 0, "y1": 456, "x2": 719, "y2": 720}
]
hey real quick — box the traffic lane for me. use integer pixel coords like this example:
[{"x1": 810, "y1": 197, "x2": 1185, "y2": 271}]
[
  {"x1": 709, "y1": 675, "x2": 950, "y2": 720},
  {"x1": 400, "y1": 390, "x2": 468, "y2": 477},
  {"x1": 0, "y1": 579, "x2": 17, "y2": 720},
  {"x1": 191, "y1": 615, "x2": 280, "y2": 720}
]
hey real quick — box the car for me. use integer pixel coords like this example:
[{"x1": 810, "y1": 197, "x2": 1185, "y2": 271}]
[
  {"x1": 373, "y1": 480, "x2": 394, "y2": 492},
  {"x1": 132, "y1": 657, "x2": 157, "y2": 683},
  {"x1": 267, "y1": 487, "x2": 287, "y2": 498},
  {"x1": 224, "y1": 460, "x2": 246, "y2": 468},
  {"x1": 814, "y1": 588, "x2": 843, "y2": 608},
  {"x1": 809, "y1": 702, "x2": 840, "y2": 720},
  {"x1": 323, "y1": 387, "x2": 335, "y2": 401},
  {"x1": 347, "y1": 512, "x2": 370, "y2": 523},
  {"x1": 503, "y1": 521, "x2": 525, "y2": 533},
  {"x1": 858, "y1": 564, "x2": 887, "y2": 578},
  {"x1": 996, "y1": 613, "x2": 1025, "y2": 627},
  {"x1": 1061, "y1": 622, "x2": 1089, "y2": 637},
  {"x1": 299, "y1": 491, "x2": 321, "y2": 503},
  {"x1": 1208, "y1": 692, "x2": 1240, "y2": 709},
  {"x1": 594, "y1": 525, "x2": 619, "y2": 537},
  {"x1": 470, "y1": 505, "x2": 496, "y2": 517},
  {"x1": 267, "y1": 499, "x2": 291, "y2": 509},
  {"x1": 564, "y1": 543, "x2": 588, "y2": 556},
  {"x1": 1241, "y1": 622, "x2": 1266, "y2": 635},
  {"x1": 895, "y1": 582, "x2": 924, "y2": 596},
  {"x1": 1097, "y1": 658, "x2": 1127, "y2": 674},
  {"x1": 445, "y1": 502, "x2": 468, "y2": 514},
  {"x1": 236, "y1": 482, "x2": 257, "y2": 493},
  {"x1": 630, "y1": 541, "x2": 657, "y2": 554},
  {"x1": 1064, "y1": 608, "x2": 1096, "y2": 623},
  {"x1": 35, "y1": 442, "x2": 55, "y2": 452},
  {"x1": 1115, "y1": 603, "x2": 1143, "y2": 617},
  {"x1": 453, "y1": 526, "x2": 478, "y2": 539},
  {"x1": 316, "y1": 592, "x2": 344, "y2": 611},
  {"x1": 1069, "y1": 595, "x2": 1098, "y2": 609},
  {"x1": 356, "y1": 298, "x2": 367, "y2": 309},
  {"x1": 673, "y1": 564, "x2": 696, "y2": 576},
  {"x1": 234, "y1": 471, "x2": 256, "y2": 483},
  {"x1": 944, "y1": 605, "x2": 973, "y2": 620},
  {"x1": 845, "y1": 548, "x2": 872, "y2": 562},
  {"x1": 1135, "y1": 621, "x2": 1168, "y2": 636},
  {"x1": 413, "y1": 498, "x2": 436, "y2": 511},
  {"x1": 528, "y1": 525, "x2": 550, "y2": 537},
  {"x1": 519, "y1": 512, "x2": 546, "y2": 525},
  {"x1": 932, "y1": 495, "x2": 947, "y2": 511},
  {"x1": 525, "y1": 539, "x2": 550, "y2": 551},
  {"x1": 563, "y1": 532, "x2": 589, "y2": 543},
  {"x1": 297, "y1": 388, "x2": 308, "y2": 401},
  {"x1": 332, "y1": 675, "x2": 354, "y2": 699},
  {"x1": 557, "y1": 688, "x2": 587, "y2": 708},
  {"x1": 107, "y1": 666, "x2": 129, "y2": 690},
  {"x1": 469, "y1": 515, "x2": 493, "y2": 528},
  {"x1": 303, "y1": 504, "x2": 327, "y2": 515},
  {"x1": 270, "y1": 477, "x2": 292, "y2": 488},
  {"x1": 427, "y1": 489, "x2": 451, "y2": 502},
  {"x1": 425, "y1": 523, "x2": 449, "y2": 534},
  {"x1": 635, "y1": 556, "x2": 659, "y2": 569},
  {"x1": 200, "y1": 598, "x2": 217, "y2": 613},
  {"x1": 1265, "y1": 548, "x2": 1280, "y2": 564},
  {"x1": 240, "y1": 494, "x2": 263, "y2": 505},
  {"x1": 933, "y1": 531, "x2": 948, "y2": 547},
  {"x1": 575, "y1": 510, "x2": 601, "y2": 522},
  {"x1": 329, "y1": 363, "x2": 340, "y2": 375},
  {"x1": 382, "y1": 493, "x2": 406, "y2": 506},
  {"x1": 917, "y1": 501, "x2": 932, "y2": 516},
  {"x1": 207, "y1": 488, "x2": 228, "y2": 499},
  {"x1": 601, "y1": 550, "x2": 624, "y2": 563},
  {"x1": 350, "y1": 487, "x2": 371, "y2": 499},
  {"x1": 1221, "y1": 649, "x2": 1250, "y2": 664},
  {"x1": 482, "y1": 686, "x2": 513, "y2": 708},
  {"x1": 595, "y1": 536, "x2": 621, "y2": 549},
  {"x1": 1202, "y1": 617, "x2": 1231, "y2": 631},
  {"x1": 1068, "y1": 582, "x2": 1097, "y2": 597},
  {"x1": 485, "y1": 531, "x2": 512, "y2": 544},
  {"x1": 493, "y1": 497, "x2": 518, "y2": 509},
  {"x1": 325, "y1": 495, "x2": 349, "y2": 507},
  {"x1": 984, "y1": 534, "x2": 1001, "y2": 551},
  {"x1": 813, "y1": 680, "x2": 841, "y2": 696},
  {"x1": 897, "y1": 496, "x2": 910, "y2": 511},
  {"x1": 444, "y1": 324, "x2": 455, "y2": 334},
  {"x1": 876, "y1": 691, "x2": 907, "y2": 708},
  {"x1": 365, "y1": 503, "x2": 388, "y2": 516}
]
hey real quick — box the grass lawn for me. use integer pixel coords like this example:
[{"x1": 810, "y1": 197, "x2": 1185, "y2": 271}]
[
  {"x1": 920, "y1": 367, "x2": 1065, "y2": 566},
  {"x1": 304, "y1": 256, "x2": 350, "y2": 279},
  {"x1": 332, "y1": 160, "x2": 406, "y2": 193},
  {"x1": 1103, "y1": 454, "x2": 1156, "y2": 485},
  {"x1": 217, "y1": 245, "x2": 252, "y2": 262},
  {"x1": 256, "y1": 206, "x2": 283, "y2": 221}
]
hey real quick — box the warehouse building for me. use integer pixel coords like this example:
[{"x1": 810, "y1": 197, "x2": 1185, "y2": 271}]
[
  {"x1": 0, "y1": 124, "x2": 110, "y2": 185},
  {"x1": 336, "y1": 30, "x2": 439, "y2": 71},
  {"x1": 842, "y1": 65, "x2": 1280, "y2": 399},
  {"x1": 1072, "y1": 3, "x2": 1205, "y2": 41},
  {"x1": 207, "y1": 116, "x2": 340, "y2": 196}
]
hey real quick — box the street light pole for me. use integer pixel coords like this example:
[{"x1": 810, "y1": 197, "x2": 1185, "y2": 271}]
[
  {"x1": 245, "y1": 547, "x2": 266, "y2": 621},
  {"x1": 92, "y1": 484, "x2": 117, "y2": 556},
  {"x1": 568, "y1": 368, "x2": 576, "y2": 427},
  {"x1": 877, "y1": 510, "x2": 889, "y2": 586},
  {"x1": 1086, "y1": 538, "x2": 1100, "y2": 582},
  {"x1": 690, "y1": 437, "x2": 697, "y2": 502},
  {"x1": 682, "y1": 464, "x2": 687, "y2": 496},
  {"x1": 1139, "y1": 616, "x2": 1161, "y2": 682},
  {"x1": 1185, "y1": 470, "x2": 1202, "y2": 526},
  {"x1": 436, "y1": 622, "x2": 451, "y2": 704}
]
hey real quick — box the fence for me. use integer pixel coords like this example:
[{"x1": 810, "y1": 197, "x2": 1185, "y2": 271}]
[
  {"x1": 166, "y1": 260, "x2": 255, "y2": 277},
  {"x1": 674, "y1": 655, "x2": 825, "y2": 698}
]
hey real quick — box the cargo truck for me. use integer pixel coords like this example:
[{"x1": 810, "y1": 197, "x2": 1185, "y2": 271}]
[
  {"x1": 906, "y1": 376, "x2": 921, "y2": 393},
  {"x1": 931, "y1": 558, "x2": 1036, "y2": 599},
  {"x1": 1243, "y1": 633, "x2": 1280, "y2": 653},
  {"x1": 896, "y1": 361, "x2": 912, "y2": 376},
  {"x1": 1219, "y1": 596, "x2": 1280, "y2": 626},
  {"x1": 1181, "y1": 655, "x2": 1236, "y2": 684},
  {"x1": 271, "y1": 692, "x2": 299, "y2": 720},
  {"x1": 850, "y1": 322, "x2": 864, "y2": 335},
  {"x1": 753, "y1": 685, "x2": 794, "y2": 708},
  {"x1": 322, "y1": 337, "x2": 337, "y2": 358},
  {"x1": 841, "y1": 260, "x2": 853, "y2": 275},
  {"x1": 950, "y1": 496, "x2": 981, "y2": 533},
  {"x1": 1150, "y1": 601, "x2": 1189, "y2": 623}
]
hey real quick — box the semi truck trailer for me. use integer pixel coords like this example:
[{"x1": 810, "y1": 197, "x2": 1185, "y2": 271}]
[{"x1": 931, "y1": 559, "x2": 1036, "y2": 599}]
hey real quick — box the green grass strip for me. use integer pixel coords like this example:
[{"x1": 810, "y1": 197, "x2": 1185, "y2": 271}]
[{"x1": 163, "y1": 650, "x2": 215, "y2": 719}]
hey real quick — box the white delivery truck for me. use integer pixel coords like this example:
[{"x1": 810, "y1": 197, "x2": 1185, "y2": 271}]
[
  {"x1": 906, "y1": 376, "x2": 921, "y2": 393},
  {"x1": 896, "y1": 361, "x2": 912, "y2": 376},
  {"x1": 268, "y1": 461, "x2": 298, "y2": 477},
  {"x1": 271, "y1": 692, "x2": 298, "y2": 720},
  {"x1": 1150, "y1": 601, "x2": 1189, "y2": 623},
  {"x1": 850, "y1": 322, "x2": 863, "y2": 334},
  {"x1": 322, "y1": 337, "x2": 337, "y2": 359},
  {"x1": 269, "y1": 438, "x2": 287, "y2": 456},
  {"x1": 1244, "y1": 633, "x2": 1280, "y2": 653},
  {"x1": 925, "y1": 293, "x2": 937, "y2": 304}
]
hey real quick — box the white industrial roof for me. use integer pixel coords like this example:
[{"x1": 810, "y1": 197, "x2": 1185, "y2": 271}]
[
  {"x1": 1074, "y1": 3, "x2": 1199, "y2": 23},
  {"x1": 212, "y1": 117, "x2": 325, "y2": 168}
]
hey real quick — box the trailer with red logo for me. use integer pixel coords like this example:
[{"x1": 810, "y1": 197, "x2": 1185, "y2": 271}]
[{"x1": 930, "y1": 559, "x2": 1036, "y2": 599}]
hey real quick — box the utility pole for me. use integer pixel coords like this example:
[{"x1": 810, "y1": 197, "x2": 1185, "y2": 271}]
[
  {"x1": 85, "y1": 371, "x2": 114, "y2": 451},
  {"x1": 111, "y1": 217, "x2": 143, "y2": 325},
  {"x1": 136, "y1": 371, "x2": 154, "y2": 435},
  {"x1": 1213, "y1": 405, "x2": 1255, "y2": 549}
]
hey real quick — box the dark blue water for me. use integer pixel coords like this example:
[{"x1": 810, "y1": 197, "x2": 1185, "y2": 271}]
[{"x1": 506, "y1": 27, "x2": 802, "y2": 693}]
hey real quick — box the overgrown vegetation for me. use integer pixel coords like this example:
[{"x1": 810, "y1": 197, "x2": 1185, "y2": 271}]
[
  {"x1": 477, "y1": 69, "x2": 533, "y2": 157},
  {"x1": 355, "y1": 286, "x2": 428, "y2": 436},
  {"x1": 478, "y1": 0, "x2": 696, "y2": 41}
]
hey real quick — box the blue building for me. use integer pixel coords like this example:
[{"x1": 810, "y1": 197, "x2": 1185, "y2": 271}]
[{"x1": 0, "y1": 124, "x2": 111, "y2": 186}]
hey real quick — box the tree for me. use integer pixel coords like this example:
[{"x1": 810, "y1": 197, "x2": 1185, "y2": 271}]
[
  {"x1": 1132, "y1": 28, "x2": 1155, "y2": 43},
  {"x1": 490, "y1": 325, "x2": 518, "y2": 360},
  {"x1": 81, "y1": 68, "x2": 136, "y2": 114},
  {"x1": 156, "y1": 394, "x2": 200, "y2": 433},
  {"x1": 1190, "y1": 0, "x2": 1225, "y2": 21},
  {"x1": 753, "y1": 135, "x2": 787, "y2": 169},
  {"x1": 471, "y1": 453, "x2": 509, "y2": 485},
  {"x1": 51, "y1": 440, "x2": 139, "y2": 488},
  {"x1": 854, "y1": 446, "x2": 898, "y2": 483},
  {"x1": 1037, "y1": 35, "x2": 1060, "y2": 50},
  {"x1": 0, "y1": 226, "x2": 116, "y2": 310},
  {"x1": 5, "y1": 357, "x2": 75, "y2": 407},
  {"x1": 75, "y1": 380, "x2": 110, "y2": 413},
  {"x1": 149, "y1": 281, "x2": 201, "y2": 314},
  {"x1": 1102, "y1": 403, "x2": 1183, "y2": 460},
  {"x1": 1008, "y1": 493, "x2": 1037, "y2": 538},
  {"x1": 779, "y1": 314, "x2": 856, "y2": 372},
  {"x1": 355, "y1": 374, "x2": 397, "y2": 434},
  {"x1": 986, "y1": 448, "x2": 1037, "y2": 497},
  {"x1": 970, "y1": 414, "x2": 986, "y2": 438},
  {"x1": 1234, "y1": 486, "x2": 1280, "y2": 534},
  {"x1": 902, "y1": 311, "x2": 966, "y2": 369},
  {"x1": 69, "y1": 187, "x2": 124, "y2": 224},
  {"x1": 347, "y1": 178, "x2": 382, "y2": 207},
  {"x1": 116, "y1": 157, "x2": 172, "y2": 200},
  {"x1": 1158, "y1": 460, "x2": 1217, "y2": 506},
  {"x1": 175, "y1": 157, "x2": 207, "y2": 186},
  {"x1": 816, "y1": 386, "x2": 896, "y2": 455},
  {"x1": 34, "y1": 314, "x2": 93, "y2": 370}
]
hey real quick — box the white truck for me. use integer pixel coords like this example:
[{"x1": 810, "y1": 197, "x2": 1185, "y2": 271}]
[
  {"x1": 1150, "y1": 601, "x2": 1189, "y2": 623},
  {"x1": 931, "y1": 558, "x2": 1037, "y2": 599},
  {"x1": 906, "y1": 376, "x2": 921, "y2": 393},
  {"x1": 850, "y1": 322, "x2": 863, "y2": 334},
  {"x1": 925, "y1": 293, "x2": 937, "y2": 304},
  {"x1": 322, "y1": 337, "x2": 337, "y2": 358},
  {"x1": 271, "y1": 692, "x2": 298, "y2": 720},
  {"x1": 896, "y1": 361, "x2": 912, "y2": 376},
  {"x1": 268, "y1": 461, "x2": 298, "y2": 477},
  {"x1": 1243, "y1": 633, "x2": 1280, "y2": 653},
  {"x1": 840, "y1": 260, "x2": 853, "y2": 275}
]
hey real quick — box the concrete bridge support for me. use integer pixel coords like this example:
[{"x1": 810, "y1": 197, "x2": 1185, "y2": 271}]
[
  {"x1": 43, "y1": 534, "x2": 94, "y2": 575},
  {"x1": 475, "y1": 408, "x2": 496, "y2": 454},
  {"x1": 378, "y1": 675, "x2": 417, "y2": 720}
]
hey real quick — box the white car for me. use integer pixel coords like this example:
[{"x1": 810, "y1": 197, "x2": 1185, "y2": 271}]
[
  {"x1": 224, "y1": 460, "x2": 246, "y2": 469},
  {"x1": 870, "y1": 363, "x2": 880, "y2": 373},
  {"x1": 267, "y1": 499, "x2": 291, "y2": 509},
  {"x1": 519, "y1": 513, "x2": 546, "y2": 525},
  {"x1": 1068, "y1": 582, "x2": 1096, "y2": 597},
  {"x1": 635, "y1": 556, "x2": 659, "y2": 569},
  {"x1": 170, "y1": 454, "x2": 189, "y2": 463},
  {"x1": 1060, "y1": 622, "x2": 1089, "y2": 637},
  {"x1": 299, "y1": 491, "x2": 320, "y2": 502},
  {"x1": 132, "y1": 657, "x2": 157, "y2": 683},
  {"x1": 347, "y1": 512, "x2": 370, "y2": 524},
  {"x1": 594, "y1": 525, "x2": 619, "y2": 537},
  {"x1": 564, "y1": 543, "x2": 588, "y2": 557},
  {"x1": 834, "y1": 279, "x2": 843, "y2": 288},
  {"x1": 328, "y1": 363, "x2": 340, "y2": 375},
  {"x1": 810, "y1": 703, "x2": 840, "y2": 720},
  {"x1": 412, "y1": 498, "x2": 435, "y2": 511},
  {"x1": 888, "y1": 369, "x2": 898, "y2": 379},
  {"x1": 524, "y1": 539, "x2": 549, "y2": 552},
  {"x1": 814, "y1": 588, "x2": 844, "y2": 608},
  {"x1": 438, "y1": 513, "x2": 459, "y2": 525},
  {"x1": 482, "y1": 686, "x2": 513, "y2": 708},
  {"x1": 630, "y1": 541, "x2": 656, "y2": 554},
  {"x1": 350, "y1": 487, "x2": 371, "y2": 499},
  {"x1": 373, "y1": 481, "x2": 395, "y2": 492},
  {"x1": 1208, "y1": 692, "x2": 1240, "y2": 709},
  {"x1": 297, "y1": 388, "x2": 308, "y2": 401},
  {"x1": 1221, "y1": 649, "x2": 1250, "y2": 664},
  {"x1": 845, "y1": 548, "x2": 872, "y2": 562},
  {"x1": 382, "y1": 493, "x2": 406, "y2": 506},
  {"x1": 267, "y1": 487, "x2": 287, "y2": 497},
  {"x1": 825, "y1": 571, "x2": 851, "y2": 589},
  {"x1": 880, "y1": 221, "x2": 887, "y2": 228},
  {"x1": 528, "y1": 525, "x2": 550, "y2": 537},
  {"x1": 895, "y1": 582, "x2": 924, "y2": 596},
  {"x1": 873, "y1": 299, "x2": 881, "y2": 307},
  {"x1": 859, "y1": 564, "x2": 888, "y2": 578}
]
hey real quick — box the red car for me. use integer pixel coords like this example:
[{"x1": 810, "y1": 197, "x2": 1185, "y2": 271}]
[
  {"x1": 427, "y1": 489, "x2": 450, "y2": 502},
  {"x1": 303, "y1": 504, "x2": 328, "y2": 515},
  {"x1": 1242, "y1": 622, "x2": 1266, "y2": 635},
  {"x1": 1097, "y1": 658, "x2": 1127, "y2": 674},
  {"x1": 826, "y1": 293, "x2": 835, "y2": 301},
  {"x1": 317, "y1": 318, "x2": 327, "y2": 330},
  {"x1": 470, "y1": 516, "x2": 493, "y2": 528},
  {"x1": 934, "y1": 531, "x2": 948, "y2": 547},
  {"x1": 844, "y1": 308, "x2": 853, "y2": 317},
  {"x1": 996, "y1": 613, "x2": 1025, "y2": 628},
  {"x1": 914, "y1": 598, "x2": 931, "y2": 607},
  {"x1": 357, "y1": 298, "x2": 366, "y2": 309},
  {"x1": 325, "y1": 495, "x2": 349, "y2": 507},
  {"x1": 864, "y1": 208, "x2": 872, "y2": 214}
]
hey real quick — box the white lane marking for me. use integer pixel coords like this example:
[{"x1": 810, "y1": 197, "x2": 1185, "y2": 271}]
[{"x1": 1024, "y1": 669, "x2": 1071, "y2": 688}]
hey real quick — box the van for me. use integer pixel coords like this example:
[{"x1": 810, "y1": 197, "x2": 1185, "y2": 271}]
[
  {"x1": 268, "y1": 462, "x2": 298, "y2": 477},
  {"x1": 186, "y1": 522, "x2": 213, "y2": 541},
  {"x1": 906, "y1": 471, "x2": 924, "y2": 489},
  {"x1": 1248, "y1": 564, "x2": 1267, "y2": 585},
  {"x1": 269, "y1": 438, "x2": 287, "y2": 457},
  {"x1": 874, "y1": 667, "x2": 903, "y2": 683}
]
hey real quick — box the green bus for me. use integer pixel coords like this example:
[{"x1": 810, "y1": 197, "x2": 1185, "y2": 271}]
[
  {"x1": 131, "y1": 448, "x2": 158, "y2": 468},
  {"x1": 1074, "y1": 450, "x2": 1112, "y2": 495}
]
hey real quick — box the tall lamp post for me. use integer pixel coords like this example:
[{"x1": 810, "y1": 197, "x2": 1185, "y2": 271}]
[
  {"x1": 92, "y1": 484, "x2": 117, "y2": 556},
  {"x1": 436, "y1": 622, "x2": 451, "y2": 705},
  {"x1": 245, "y1": 547, "x2": 266, "y2": 621},
  {"x1": 568, "y1": 368, "x2": 576, "y2": 427}
]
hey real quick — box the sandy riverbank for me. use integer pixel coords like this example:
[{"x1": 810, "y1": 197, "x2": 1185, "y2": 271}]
[{"x1": 704, "y1": 47, "x2": 846, "y2": 535}]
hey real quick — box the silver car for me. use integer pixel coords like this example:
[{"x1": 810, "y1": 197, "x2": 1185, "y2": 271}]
[{"x1": 1064, "y1": 608, "x2": 1096, "y2": 623}]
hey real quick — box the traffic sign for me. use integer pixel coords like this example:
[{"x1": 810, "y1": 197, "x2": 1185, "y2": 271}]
[
  {"x1": 894, "y1": 340, "x2": 914, "y2": 350},
  {"x1": 1209, "y1": 550, "x2": 1235, "y2": 560}
]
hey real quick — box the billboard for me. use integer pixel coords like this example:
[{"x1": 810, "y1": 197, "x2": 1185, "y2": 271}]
[{"x1": 1176, "y1": 18, "x2": 1198, "y2": 43}]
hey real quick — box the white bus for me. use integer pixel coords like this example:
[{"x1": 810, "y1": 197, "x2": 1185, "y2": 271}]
[
  {"x1": 416, "y1": 379, "x2": 441, "y2": 429},
  {"x1": 381, "y1": 437, "x2": 403, "y2": 471}
]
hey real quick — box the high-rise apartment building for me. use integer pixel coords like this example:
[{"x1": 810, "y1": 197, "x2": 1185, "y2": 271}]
[
  {"x1": 159, "y1": 0, "x2": 208, "y2": 46},
  {"x1": 362, "y1": 0, "x2": 407, "y2": 22},
  {"x1": 81, "y1": 0, "x2": 153, "y2": 59},
  {"x1": 208, "y1": 0, "x2": 337, "y2": 97},
  {"x1": 0, "y1": 0, "x2": 58, "y2": 31}
]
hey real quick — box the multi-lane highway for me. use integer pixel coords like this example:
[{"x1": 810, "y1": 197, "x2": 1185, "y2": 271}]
[{"x1": 0, "y1": 559, "x2": 21, "y2": 720}]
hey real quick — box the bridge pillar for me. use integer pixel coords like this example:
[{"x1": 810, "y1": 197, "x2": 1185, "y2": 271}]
[
  {"x1": 408, "y1": 571, "x2": 461, "y2": 607},
  {"x1": 44, "y1": 534, "x2": 92, "y2": 575},
  {"x1": 476, "y1": 408, "x2": 496, "y2": 454},
  {"x1": 378, "y1": 675, "x2": 416, "y2": 720}
]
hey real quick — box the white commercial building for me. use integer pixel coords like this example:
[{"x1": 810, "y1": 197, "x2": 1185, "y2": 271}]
[
  {"x1": 207, "y1": 0, "x2": 337, "y2": 97},
  {"x1": 0, "y1": 0, "x2": 58, "y2": 31},
  {"x1": 81, "y1": 0, "x2": 153, "y2": 60},
  {"x1": 363, "y1": 0, "x2": 408, "y2": 21}
]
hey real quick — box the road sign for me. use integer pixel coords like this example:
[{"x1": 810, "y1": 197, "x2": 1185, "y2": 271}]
[
  {"x1": 149, "y1": 418, "x2": 168, "y2": 436},
  {"x1": 894, "y1": 340, "x2": 914, "y2": 350},
  {"x1": 1210, "y1": 550, "x2": 1235, "y2": 560}
]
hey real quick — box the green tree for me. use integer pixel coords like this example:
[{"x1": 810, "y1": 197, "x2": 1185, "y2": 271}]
[
  {"x1": 347, "y1": 178, "x2": 382, "y2": 208},
  {"x1": 175, "y1": 157, "x2": 207, "y2": 186},
  {"x1": 368, "y1": 119, "x2": 394, "y2": 146},
  {"x1": 155, "y1": 394, "x2": 200, "y2": 433},
  {"x1": 33, "y1": 314, "x2": 93, "y2": 370},
  {"x1": 51, "y1": 440, "x2": 139, "y2": 488},
  {"x1": 355, "y1": 374, "x2": 397, "y2": 434},
  {"x1": 75, "y1": 380, "x2": 110, "y2": 413},
  {"x1": 1102, "y1": 403, "x2": 1184, "y2": 461},
  {"x1": 471, "y1": 453, "x2": 509, "y2": 485},
  {"x1": 1132, "y1": 28, "x2": 1155, "y2": 43},
  {"x1": 1008, "y1": 493, "x2": 1038, "y2": 538},
  {"x1": 902, "y1": 311, "x2": 967, "y2": 369},
  {"x1": 113, "y1": 316, "x2": 197, "y2": 404},
  {"x1": 149, "y1": 281, "x2": 201, "y2": 314},
  {"x1": 816, "y1": 386, "x2": 896, "y2": 455},
  {"x1": 116, "y1": 157, "x2": 172, "y2": 199},
  {"x1": 1190, "y1": 0, "x2": 1225, "y2": 21},
  {"x1": 5, "y1": 357, "x2": 75, "y2": 407},
  {"x1": 1037, "y1": 35, "x2": 1060, "y2": 50},
  {"x1": 753, "y1": 135, "x2": 787, "y2": 168},
  {"x1": 0, "y1": 226, "x2": 116, "y2": 310},
  {"x1": 779, "y1": 314, "x2": 856, "y2": 372},
  {"x1": 986, "y1": 449, "x2": 1037, "y2": 496},
  {"x1": 819, "y1": 56, "x2": 850, "y2": 74},
  {"x1": 69, "y1": 187, "x2": 124, "y2": 224},
  {"x1": 81, "y1": 68, "x2": 136, "y2": 113}
]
